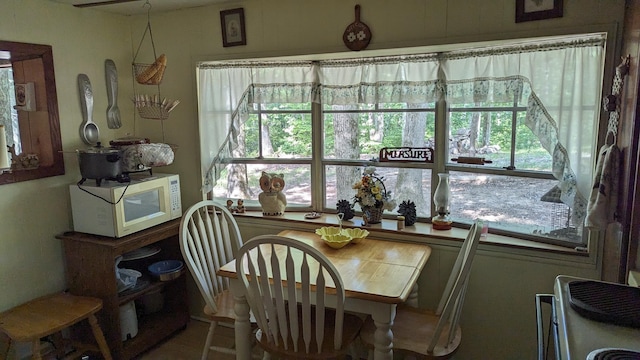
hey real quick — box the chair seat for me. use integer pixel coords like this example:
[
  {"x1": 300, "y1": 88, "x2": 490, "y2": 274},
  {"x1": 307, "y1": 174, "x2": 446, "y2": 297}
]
[
  {"x1": 257, "y1": 307, "x2": 363, "y2": 360},
  {"x1": 360, "y1": 304, "x2": 461, "y2": 359},
  {"x1": 203, "y1": 289, "x2": 236, "y2": 321},
  {"x1": 0, "y1": 293, "x2": 103, "y2": 341},
  {"x1": 0, "y1": 292, "x2": 112, "y2": 360}
]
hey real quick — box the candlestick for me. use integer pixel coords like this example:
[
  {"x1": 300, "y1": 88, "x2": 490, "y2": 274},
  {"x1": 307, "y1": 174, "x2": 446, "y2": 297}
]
[{"x1": 0, "y1": 125, "x2": 10, "y2": 170}]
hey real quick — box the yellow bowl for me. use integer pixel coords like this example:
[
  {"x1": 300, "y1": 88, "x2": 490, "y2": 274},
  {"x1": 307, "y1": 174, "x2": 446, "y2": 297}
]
[
  {"x1": 322, "y1": 234, "x2": 352, "y2": 249},
  {"x1": 315, "y1": 227, "x2": 342, "y2": 237},
  {"x1": 342, "y1": 228, "x2": 369, "y2": 244}
]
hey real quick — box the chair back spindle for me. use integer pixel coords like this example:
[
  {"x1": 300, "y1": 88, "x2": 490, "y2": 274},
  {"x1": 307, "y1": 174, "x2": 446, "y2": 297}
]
[
  {"x1": 428, "y1": 220, "x2": 483, "y2": 354},
  {"x1": 237, "y1": 235, "x2": 348, "y2": 355}
]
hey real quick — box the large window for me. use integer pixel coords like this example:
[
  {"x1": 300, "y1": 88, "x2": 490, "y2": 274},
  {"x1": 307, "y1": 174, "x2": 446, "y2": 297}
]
[{"x1": 199, "y1": 33, "x2": 606, "y2": 247}]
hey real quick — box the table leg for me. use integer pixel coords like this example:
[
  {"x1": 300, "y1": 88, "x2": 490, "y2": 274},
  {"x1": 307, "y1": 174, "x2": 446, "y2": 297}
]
[
  {"x1": 231, "y1": 280, "x2": 252, "y2": 360},
  {"x1": 371, "y1": 304, "x2": 396, "y2": 360}
]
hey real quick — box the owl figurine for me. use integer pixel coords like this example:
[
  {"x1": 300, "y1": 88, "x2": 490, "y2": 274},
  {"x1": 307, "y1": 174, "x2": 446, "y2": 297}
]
[{"x1": 258, "y1": 171, "x2": 287, "y2": 215}]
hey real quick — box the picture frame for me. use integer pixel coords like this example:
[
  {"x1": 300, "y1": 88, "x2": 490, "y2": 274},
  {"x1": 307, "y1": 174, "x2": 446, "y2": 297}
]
[
  {"x1": 515, "y1": 0, "x2": 563, "y2": 23},
  {"x1": 220, "y1": 8, "x2": 246, "y2": 47}
]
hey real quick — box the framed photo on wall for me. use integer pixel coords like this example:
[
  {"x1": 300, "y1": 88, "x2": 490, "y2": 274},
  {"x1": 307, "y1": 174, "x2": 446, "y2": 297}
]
[
  {"x1": 516, "y1": 0, "x2": 563, "y2": 23},
  {"x1": 220, "y1": 8, "x2": 246, "y2": 47}
]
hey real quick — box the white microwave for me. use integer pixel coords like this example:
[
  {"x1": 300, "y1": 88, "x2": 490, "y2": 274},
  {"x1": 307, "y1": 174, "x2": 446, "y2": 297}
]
[{"x1": 69, "y1": 173, "x2": 182, "y2": 238}]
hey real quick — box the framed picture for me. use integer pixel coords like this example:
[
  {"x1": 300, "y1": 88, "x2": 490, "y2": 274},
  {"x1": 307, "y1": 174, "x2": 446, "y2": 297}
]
[
  {"x1": 220, "y1": 8, "x2": 246, "y2": 47},
  {"x1": 516, "y1": 0, "x2": 563, "y2": 23}
]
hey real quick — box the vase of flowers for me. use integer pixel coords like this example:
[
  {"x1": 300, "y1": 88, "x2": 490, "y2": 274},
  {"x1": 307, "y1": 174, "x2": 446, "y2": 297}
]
[{"x1": 353, "y1": 166, "x2": 396, "y2": 224}]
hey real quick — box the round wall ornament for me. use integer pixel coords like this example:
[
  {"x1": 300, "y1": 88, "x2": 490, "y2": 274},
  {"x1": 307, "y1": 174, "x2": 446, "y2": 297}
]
[{"x1": 343, "y1": 4, "x2": 371, "y2": 51}]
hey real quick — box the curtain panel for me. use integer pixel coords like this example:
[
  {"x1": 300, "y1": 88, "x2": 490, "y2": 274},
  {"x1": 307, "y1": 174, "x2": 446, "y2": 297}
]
[
  {"x1": 197, "y1": 34, "x2": 605, "y2": 226},
  {"x1": 441, "y1": 36, "x2": 605, "y2": 228}
]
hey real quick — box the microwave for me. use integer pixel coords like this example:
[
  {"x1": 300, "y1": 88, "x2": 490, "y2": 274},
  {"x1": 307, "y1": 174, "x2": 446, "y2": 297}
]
[{"x1": 69, "y1": 173, "x2": 182, "y2": 238}]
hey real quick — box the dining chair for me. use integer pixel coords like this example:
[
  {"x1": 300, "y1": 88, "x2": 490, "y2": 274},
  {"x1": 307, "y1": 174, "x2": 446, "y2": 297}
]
[
  {"x1": 360, "y1": 220, "x2": 484, "y2": 359},
  {"x1": 180, "y1": 200, "x2": 250, "y2": 360},
  {"x1": 236, "y1": 234, "x2": 363, "y2": 360}
]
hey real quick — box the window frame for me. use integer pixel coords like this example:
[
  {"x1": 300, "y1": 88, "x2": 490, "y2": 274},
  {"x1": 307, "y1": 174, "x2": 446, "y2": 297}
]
[{"x1": 203, "y1": 30, "x2": 615, "y2": 251}]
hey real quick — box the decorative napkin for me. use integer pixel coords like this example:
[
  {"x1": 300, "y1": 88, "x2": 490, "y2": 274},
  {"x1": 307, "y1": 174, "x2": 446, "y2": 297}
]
[{"x1": 585, "y1": 143, "x2": 620, "y2": 230}]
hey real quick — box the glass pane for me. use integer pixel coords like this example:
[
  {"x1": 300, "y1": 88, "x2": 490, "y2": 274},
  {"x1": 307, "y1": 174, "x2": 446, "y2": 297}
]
[
  {"x1": 449, "y1": 171, "x2": 582, "y2": 244},
  {"x1": 324, "y1": 165, "x2": 432, "y2": 218},
  {"x1": 260, "y1": 112, "x2": 312, "y2": 159},
  {"x1": 514, "y1": 113, "x2": 552, "y2": 171},
  {"x1": 324, "y1": 108, "x2": 435, "y2": 160},
  {"x1": 240, "y1": 114, "x2": 259, "y2": 158},
  {"x1": 449, "y1": 111, "x2": 513, "y2": 168},
  {"x1": 212, "y1": 163, "x2": 311, "y2": 207}
]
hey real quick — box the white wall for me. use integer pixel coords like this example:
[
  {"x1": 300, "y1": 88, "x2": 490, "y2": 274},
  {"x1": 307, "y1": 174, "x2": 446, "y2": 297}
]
[
  {"x1": 0, "y1": 0, "x2": 134, "y2": 310},
  {"x1": 0, "y1": 0, "x2": 626, "y2": 359}
]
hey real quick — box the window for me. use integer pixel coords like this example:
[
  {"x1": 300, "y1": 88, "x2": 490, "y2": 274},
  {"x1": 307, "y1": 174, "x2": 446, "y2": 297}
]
[{"x1": 199, "y1": 33, "x2": 606, "y2": 248}]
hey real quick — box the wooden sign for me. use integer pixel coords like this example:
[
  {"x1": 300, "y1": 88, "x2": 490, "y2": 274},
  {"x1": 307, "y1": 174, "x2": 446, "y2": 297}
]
[{"x1": 379, "y1": 147, "x2": 434, "y2": 163}]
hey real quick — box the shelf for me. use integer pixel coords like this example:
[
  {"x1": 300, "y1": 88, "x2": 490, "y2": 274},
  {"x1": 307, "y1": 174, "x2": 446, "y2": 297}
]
[
  {"x1": 122, "y1": 311, "x2": 189, "y2": 360},
  {"x1": 57, "y1": 220, "x2": 188, "y2": 360},
  {"x1": 117, "y1": 271, "x2": 185, "y2": 306}
]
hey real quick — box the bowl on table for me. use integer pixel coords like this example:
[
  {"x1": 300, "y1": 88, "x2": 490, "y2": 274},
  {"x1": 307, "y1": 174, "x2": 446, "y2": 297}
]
[
  {"x1": 315, "y1": 226, "x2": 342, "y2": 237},
  {"x1": 342, "y1": 228, "x2": 369, "y2": 244},
  {"x1": 321, "y1": 233, "x2": 353, "y2": 249}
]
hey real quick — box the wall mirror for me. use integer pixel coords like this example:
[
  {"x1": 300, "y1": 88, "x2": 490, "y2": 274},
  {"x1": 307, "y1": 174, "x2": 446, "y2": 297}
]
[{"x1": 0, "y1": 40, "x2": 64, "y2": 185}]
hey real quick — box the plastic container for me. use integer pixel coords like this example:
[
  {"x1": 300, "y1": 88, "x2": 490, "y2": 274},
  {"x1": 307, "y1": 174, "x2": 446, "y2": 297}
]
[{"x1": 119, "y1": 301, "x2": 138, "y2": 341}]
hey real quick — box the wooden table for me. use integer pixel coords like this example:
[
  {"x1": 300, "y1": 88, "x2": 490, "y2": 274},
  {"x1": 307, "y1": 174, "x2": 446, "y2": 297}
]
[{"x1": 217, "y1": 229, "x2": 432, "y2": 360}]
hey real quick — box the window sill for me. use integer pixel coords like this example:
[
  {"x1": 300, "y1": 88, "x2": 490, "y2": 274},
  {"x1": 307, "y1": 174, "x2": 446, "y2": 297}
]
[{"x1": 234, "y1": 211, "x2": 588, "y2": 256}]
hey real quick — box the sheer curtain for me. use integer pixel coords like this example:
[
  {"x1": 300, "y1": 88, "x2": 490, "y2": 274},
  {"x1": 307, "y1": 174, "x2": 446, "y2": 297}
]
[
  {"x1": 197, "y1": 61, "x2": 316, "y2": 190},
  {"x1": 442, "y1": 34, "x2": 605, "y2": 226},
  {"x1": 197, "y1": 34, "x2": 605, "y2": 227}
]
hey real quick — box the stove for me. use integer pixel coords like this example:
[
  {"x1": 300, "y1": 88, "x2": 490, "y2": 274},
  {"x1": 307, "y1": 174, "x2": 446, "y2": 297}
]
[
  {"x1": 554, "y1": 276, "x2": 640, "y2": 360},
  {"x1": 586, "y1": 348, "x2": 640, "y2": 360}
]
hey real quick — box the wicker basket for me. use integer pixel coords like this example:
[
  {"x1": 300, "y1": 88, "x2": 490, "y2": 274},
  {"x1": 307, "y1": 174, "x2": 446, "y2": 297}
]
[
  {"x1": 362, "y1": 206, "x2": 384, "y2": 224},
  {"x1": 135, "y1": 103, "x2": 169, "y2": 120},
  {"x1": 133, "y1": 63, "x2": 166, "y2": 85}
]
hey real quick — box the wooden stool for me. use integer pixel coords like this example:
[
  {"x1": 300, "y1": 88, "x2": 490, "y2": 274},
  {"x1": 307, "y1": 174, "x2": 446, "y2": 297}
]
[{"x1": 0, "y1": 293, "x2": 112, "y2": 360}]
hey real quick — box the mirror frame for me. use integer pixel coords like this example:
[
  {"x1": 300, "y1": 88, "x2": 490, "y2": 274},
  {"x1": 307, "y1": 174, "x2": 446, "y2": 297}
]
[{"x1": 0, "y1": 40, "x2": 64, "y2": 185}]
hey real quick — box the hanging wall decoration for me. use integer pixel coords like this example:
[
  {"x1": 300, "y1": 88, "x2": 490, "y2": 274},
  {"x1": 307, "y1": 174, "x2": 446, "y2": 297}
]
[
  {"x1": 343, "y1": 4, "x2": 371, "y2": 51},
  {"x1": 515, "y1": 0, "x2": 563, "y2": 23},
  {"x1": 220, "y1": 8, "x2": 246, "y2": 47}
]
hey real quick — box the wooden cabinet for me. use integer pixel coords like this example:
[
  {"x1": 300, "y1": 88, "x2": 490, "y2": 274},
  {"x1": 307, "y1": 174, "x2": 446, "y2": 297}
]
[{"x1": 56, "y1": 219, "x2": 189, "y2": 359}]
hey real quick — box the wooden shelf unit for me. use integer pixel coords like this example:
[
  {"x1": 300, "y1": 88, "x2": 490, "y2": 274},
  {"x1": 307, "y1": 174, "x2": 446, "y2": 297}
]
[{"x1": 56, "y1": 219, "x2": 189, "y2": 360}]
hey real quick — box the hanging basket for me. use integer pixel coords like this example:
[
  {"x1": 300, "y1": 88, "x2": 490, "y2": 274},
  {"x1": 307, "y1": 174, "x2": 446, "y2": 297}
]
[
  {"x1": 134, "y1": 61, "x2": 166, "y2": 85},
  {"x1": 132, "y1": 94, "x2": 180, "y2": 120}
]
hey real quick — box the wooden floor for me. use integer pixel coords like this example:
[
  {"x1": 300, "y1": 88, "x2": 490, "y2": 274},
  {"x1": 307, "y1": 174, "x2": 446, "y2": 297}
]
[
  {"x1": 136, "y1": 318, "x2": 366, "y2": 360},
  {"x1": 136, "y1": 319, "x2": 244, "y2": 360}
]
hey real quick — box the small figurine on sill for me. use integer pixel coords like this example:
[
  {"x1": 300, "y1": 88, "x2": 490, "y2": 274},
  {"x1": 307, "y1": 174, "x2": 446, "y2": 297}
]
[
  {"x1": 362, "y1": 213, "x2": 370, "y2": 227},
  {"x1": 235, "y1": 199, "x2": 245, "y2": 213},
  {"x1": 226, "y1": 199, "x2": 235, "y2": 213}
]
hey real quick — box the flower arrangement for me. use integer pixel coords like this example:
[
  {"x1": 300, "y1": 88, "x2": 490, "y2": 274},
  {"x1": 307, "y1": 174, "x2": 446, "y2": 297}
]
[{"x1": 352, "y1": 166, "x2": 396, "y2": 212}]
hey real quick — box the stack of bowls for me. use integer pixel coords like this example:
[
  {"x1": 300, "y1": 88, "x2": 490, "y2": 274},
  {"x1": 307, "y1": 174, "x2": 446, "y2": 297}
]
[{"x1": 147, "y1": 260, "x2": 184, "y2": 281}]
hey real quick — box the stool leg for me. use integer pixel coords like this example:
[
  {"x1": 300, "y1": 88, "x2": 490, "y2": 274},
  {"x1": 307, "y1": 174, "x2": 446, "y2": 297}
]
[
  {"x1": 50, "y1": 332, "x2": 66, "y2": 358},
  {"x1": 87, "y1": 314, "x2": 112, "y2": 360},
  {"x1": 0, "y1": 333, "x2": 11, "y2": 360},
  {"x1": 31, "y1": 339, "x2": 41, "y2": 360}
]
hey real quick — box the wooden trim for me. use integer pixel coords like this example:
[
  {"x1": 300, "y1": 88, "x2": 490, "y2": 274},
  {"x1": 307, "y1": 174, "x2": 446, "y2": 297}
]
[{"x1": 233, "y1": 211, "x2": 588, "y2": 256}]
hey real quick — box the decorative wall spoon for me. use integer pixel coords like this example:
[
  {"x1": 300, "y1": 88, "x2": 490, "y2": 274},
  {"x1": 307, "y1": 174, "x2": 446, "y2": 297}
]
[{"x1": 78, "y1": 74, "x2": 99, "y2": 145}]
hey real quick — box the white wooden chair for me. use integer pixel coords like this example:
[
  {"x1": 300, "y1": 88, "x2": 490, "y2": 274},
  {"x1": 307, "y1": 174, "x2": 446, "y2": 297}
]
[
  {"x1": 179, "y1": 200, "x2": 248, "y2": 360},
  {"x1": 360, "y1": 220, "x2": 484, "y2": 359},
  {"x1": 235, "y1": 234, "x2": 363, "y2": 360}
]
